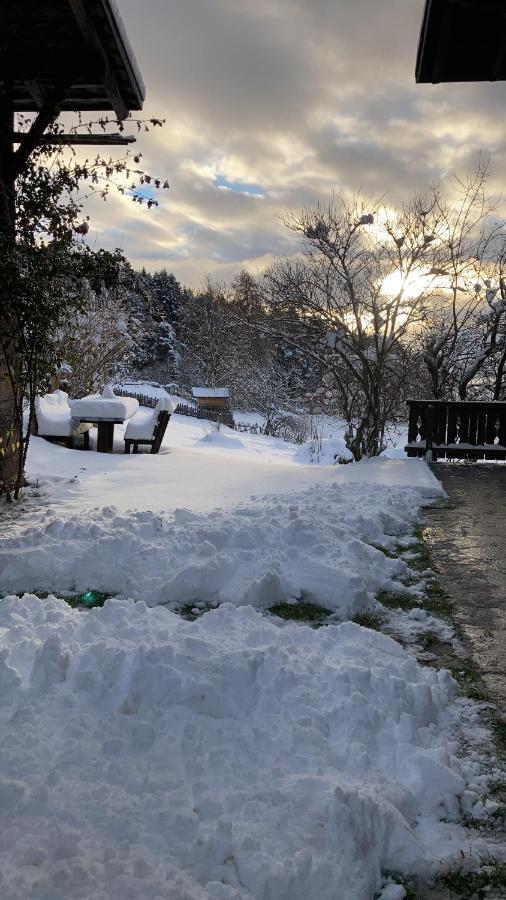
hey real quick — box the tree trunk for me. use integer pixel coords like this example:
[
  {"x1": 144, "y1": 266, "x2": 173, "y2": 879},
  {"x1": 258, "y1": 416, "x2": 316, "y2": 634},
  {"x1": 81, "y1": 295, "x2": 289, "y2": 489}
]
[
  {"x1": 0, "y1": 81, "x2": 19, "y2": 497},
  {"x1": 494, "y1": 348, "x2": 506, "y2": 401}
]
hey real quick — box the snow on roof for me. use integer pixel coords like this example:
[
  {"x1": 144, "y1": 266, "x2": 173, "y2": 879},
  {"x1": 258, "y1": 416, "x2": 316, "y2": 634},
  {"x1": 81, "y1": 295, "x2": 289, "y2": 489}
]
[{"x1": 192, "y1": 387, "x2": 230, "y2": 399}]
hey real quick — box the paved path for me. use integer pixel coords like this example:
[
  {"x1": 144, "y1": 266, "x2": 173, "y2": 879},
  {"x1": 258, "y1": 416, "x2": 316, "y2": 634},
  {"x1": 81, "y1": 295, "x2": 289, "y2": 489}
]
[{"x1": 423, "y1": 464, "x2": 506, "y2": 708}]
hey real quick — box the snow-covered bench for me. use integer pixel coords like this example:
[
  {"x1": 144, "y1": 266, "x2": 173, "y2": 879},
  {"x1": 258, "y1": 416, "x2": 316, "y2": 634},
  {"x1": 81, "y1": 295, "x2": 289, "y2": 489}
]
[
  {"x1": 124, "y1": 397, "x2": 175, "y2": 454},
  {"x1": 34, "y1": 390, "x2": 92, "y2": 449}
]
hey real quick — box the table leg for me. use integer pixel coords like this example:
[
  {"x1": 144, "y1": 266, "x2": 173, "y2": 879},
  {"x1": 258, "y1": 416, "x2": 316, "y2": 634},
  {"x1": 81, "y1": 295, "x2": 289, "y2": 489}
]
[{"x1": 96, "y1": 422, "x2": 115, "y2": 453}]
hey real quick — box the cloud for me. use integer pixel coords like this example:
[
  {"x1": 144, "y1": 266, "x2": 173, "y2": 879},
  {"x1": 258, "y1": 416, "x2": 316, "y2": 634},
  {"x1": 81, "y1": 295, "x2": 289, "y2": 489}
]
[{"x1": 81, "y1": 0, "x2": 506, "y2": 286}]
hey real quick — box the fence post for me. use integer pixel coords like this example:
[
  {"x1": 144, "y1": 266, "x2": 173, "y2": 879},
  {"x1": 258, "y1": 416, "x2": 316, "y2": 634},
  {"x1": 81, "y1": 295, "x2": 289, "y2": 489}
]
[{"x1": 425, "y1": 403, "x2": 434, "y2": 463}]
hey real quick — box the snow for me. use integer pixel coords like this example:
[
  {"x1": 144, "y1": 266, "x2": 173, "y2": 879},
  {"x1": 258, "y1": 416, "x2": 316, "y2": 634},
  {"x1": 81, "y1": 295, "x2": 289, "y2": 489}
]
[
  {"x1": 1, "y1": 397, "x2": 497, "y2": 899},
  {"x1": 70, "y1": 387, "x2": 139, "y2": 422},
  {"x1": 35, "y1": 390, "x2": 74, "y2": 438},
  {"x1": 125, "y1": 398, "x2": 176, "y2": 440},
  {"x1": 0, "y1": 595, "x2": 492, "y2": 900},
  {"x1": 21, "y1": 416, "x2": 440, "y2": 520},
  {"x1": 0, "y1": 481, "x2": 439, "y2": 614},
  {"x1": 192, "y1": 387, "x2": 230, "y2": 399},
  {"x1": 115, "y1": 381, "x2": 170, "y2": 400}
]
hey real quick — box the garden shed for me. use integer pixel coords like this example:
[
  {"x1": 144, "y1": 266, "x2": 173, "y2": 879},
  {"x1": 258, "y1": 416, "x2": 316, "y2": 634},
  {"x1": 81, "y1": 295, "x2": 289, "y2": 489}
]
[{"x1": 191, "y1": 388, "x2": 234, "y2": 426}]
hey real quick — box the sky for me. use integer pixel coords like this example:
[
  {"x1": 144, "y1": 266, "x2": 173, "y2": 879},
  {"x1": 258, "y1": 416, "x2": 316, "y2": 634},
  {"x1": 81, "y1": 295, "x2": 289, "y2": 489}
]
[{"x1": 85, "y1": 0, "x2": 506, "y2": 287}]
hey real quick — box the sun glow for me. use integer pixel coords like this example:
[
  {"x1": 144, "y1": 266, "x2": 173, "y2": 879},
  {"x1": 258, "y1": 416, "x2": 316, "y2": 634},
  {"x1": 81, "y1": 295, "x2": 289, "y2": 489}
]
[{"x1": 380, "y1": 268, "x2": 435, "y2": 300}]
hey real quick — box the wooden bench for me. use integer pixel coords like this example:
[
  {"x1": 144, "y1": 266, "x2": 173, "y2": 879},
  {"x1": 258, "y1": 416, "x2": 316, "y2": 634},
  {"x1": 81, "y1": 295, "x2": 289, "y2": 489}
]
[
  {"x1": 124, "y1": 402, "x2": 173, "y2": 454},
  {"x1": 405, "y1": 399, "x2": 506, "y2": 461}
]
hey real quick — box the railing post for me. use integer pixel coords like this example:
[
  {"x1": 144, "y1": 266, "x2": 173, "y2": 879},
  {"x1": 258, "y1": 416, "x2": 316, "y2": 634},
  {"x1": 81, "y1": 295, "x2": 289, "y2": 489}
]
[{"x1": 425, "y1": 403, "x2": 434, "y2": 463}]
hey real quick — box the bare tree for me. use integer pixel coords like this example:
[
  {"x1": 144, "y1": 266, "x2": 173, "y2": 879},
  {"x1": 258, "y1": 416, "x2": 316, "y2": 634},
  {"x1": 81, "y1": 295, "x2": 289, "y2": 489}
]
[
  {"x1": 263, "y1": 192, "x2": 446, "y2": 458},
  {"x1": 419, "y1": 166, "x2": 506, "y2": 399}
]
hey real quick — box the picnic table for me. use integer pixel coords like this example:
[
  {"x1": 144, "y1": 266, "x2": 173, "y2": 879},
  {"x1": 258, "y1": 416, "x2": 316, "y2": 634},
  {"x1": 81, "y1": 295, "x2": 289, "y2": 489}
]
[{"x1": 70, "y1": 386, "x2": 139, "y2": 453}]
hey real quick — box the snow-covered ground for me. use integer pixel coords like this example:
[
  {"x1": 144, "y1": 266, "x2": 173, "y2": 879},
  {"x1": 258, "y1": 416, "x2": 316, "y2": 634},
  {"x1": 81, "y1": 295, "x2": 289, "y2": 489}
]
[
  {"x1": 21, "y1": 413, "x2": 415, "y2": 519},
  {"x1": 0, "y1": 479, "x2": 441, "y2": 615},
  {"x1": 0, "y1": 594, "x2": 493, "y2": 900},
  {"x1": 0, "y1": 398, "x2": 501, "y2": 899}
]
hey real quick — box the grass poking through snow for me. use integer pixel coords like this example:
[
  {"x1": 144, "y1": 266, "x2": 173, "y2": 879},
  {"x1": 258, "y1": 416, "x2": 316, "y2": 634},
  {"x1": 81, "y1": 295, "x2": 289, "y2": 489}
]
[
  {"x1": 268, "y1": 600, "x2": 332, "y2": 625},
  {"x1": 377, "y1": 590, "x2": 418, "y2": 611},
  {"x1": 441, "y1": 856, "x2": 506, "y2": 898},
  {"x1": 352, "y1": 611, "x2": 384, "y2": 630}
]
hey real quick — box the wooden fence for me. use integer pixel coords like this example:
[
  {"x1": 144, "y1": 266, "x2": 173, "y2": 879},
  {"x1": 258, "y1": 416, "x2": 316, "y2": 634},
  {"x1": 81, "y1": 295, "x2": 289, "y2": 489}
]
[
  {"x1": 405, "y1": 399, "x2": 506, "y2": 461},
  {"x1": 114, "y1": 389, "x2": 261, "y2": 434}
]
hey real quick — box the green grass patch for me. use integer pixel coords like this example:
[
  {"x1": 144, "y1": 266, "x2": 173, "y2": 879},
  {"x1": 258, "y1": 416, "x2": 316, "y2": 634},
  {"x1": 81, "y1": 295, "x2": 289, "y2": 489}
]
[
  {"x1": 353, "y1": 611, "x2": 384, "y2": 631},
  {"x1": 446, "y1": 654, "x2": 489, "y2": 703},
  {"x1": 423, "y1": 580, "x2": 454, "y2": 617},
  {"x1": 268, "y1": 600, "x2": 332, "y2": 624},
  {"x1": 401, "y1": 575, "x2": 423, "y2": 588},
  {"x1": 403, "y1": 539, "x2": 433, "y2": 574},
  {"x1": 372, "y1": 545, "x2": 398, "y2": 559},
  {"x1": 485, "y1": 709, "x2": 506, "y2": 756},
  {"x1": 441, "y1": 857, "x2": 506, "y2": 898},
  {"x1": 377, "y1": 590, "x2": 417, "y2": 611}
]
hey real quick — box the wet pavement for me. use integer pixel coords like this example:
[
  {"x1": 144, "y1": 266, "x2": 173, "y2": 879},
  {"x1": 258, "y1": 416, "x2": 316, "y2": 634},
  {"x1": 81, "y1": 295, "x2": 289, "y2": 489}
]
[{"x1": 423, "y1": 464, "x2": 506, "y2": 708}]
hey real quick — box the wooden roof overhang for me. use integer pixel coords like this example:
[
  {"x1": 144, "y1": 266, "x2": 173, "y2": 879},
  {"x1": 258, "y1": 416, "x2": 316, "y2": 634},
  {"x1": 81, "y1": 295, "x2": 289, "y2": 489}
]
[
  {"x1": 416, "y1": 0, "x2": 506, "y2": 83},
  {"x1": 1, "y1": 0, "x2": 145, "y2": 120}
]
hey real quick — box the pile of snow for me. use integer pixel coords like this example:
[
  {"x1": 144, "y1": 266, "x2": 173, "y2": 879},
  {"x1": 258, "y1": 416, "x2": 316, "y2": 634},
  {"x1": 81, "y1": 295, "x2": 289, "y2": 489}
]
[
  {"x1": 34, "y1": 390, "x2": 74, "y2": 438},
  {"x1": 0, "y1": 595, "x2": 489, "y2": 900},
  {"x1": 0, "y1": 483, "x2": 439, "y2": 616},
  {"x1": 115, "y1": 380, "x2": 190, "y2": 409},
  {"x1": 125, "y1": 397, "x2": 176, "y2": 441},
  {"x1": 295, "y1": 436, "x2": 354, "y2": 465},
  {"x1": 70, "y1": 386, "x2": 139, "y2": 422}
]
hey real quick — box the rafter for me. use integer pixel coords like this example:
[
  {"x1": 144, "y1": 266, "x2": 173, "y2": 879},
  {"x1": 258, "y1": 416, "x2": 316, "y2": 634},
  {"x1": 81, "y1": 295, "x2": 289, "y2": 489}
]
[
  {"x1": 12, "y1": 132, "x2": 136, "y2": 146},
  {"x1": 11, "y1": 81, "x2": 71, "y2": 179},
  {"x1": 67, "y1": 0, "x2": 129, "y2": 120}
]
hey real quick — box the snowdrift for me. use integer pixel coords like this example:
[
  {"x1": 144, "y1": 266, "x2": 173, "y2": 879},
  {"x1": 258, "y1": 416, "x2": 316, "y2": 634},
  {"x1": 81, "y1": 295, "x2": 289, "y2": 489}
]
[
  {"x1": 1, "y1": 483, "x2": 438, "y2": 616},
  {"x1": 0, "y1": 595, "x2": 485, "y2": 900}
]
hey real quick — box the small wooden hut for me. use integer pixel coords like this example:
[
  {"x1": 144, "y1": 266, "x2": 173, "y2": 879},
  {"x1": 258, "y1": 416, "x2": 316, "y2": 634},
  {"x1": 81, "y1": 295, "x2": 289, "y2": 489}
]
[{"x1": 191, "y1": 388, "x2": 234, "y2": 426}]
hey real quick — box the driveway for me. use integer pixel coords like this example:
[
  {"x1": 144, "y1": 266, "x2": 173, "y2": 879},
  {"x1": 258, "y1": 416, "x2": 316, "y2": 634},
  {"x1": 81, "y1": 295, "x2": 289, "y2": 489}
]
[{"x1": 423, "y1": 464, "x2": 506, "y2": 708}]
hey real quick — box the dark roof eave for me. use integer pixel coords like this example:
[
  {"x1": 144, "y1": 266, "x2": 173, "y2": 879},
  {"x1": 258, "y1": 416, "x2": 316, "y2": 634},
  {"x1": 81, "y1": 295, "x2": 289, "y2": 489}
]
[
  {"x1": 100, "y1": 0, "x2": 145, "y2": 109},
  {"x1": 4, "y1": 0, "x2": 145, "y2": 116},
  {"x1": 415, "y1": 0, "x2": 506, "y2": 84}
]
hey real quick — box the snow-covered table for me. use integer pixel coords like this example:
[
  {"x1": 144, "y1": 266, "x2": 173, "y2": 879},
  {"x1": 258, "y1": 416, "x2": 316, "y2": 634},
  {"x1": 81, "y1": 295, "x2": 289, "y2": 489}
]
[{"x1": 70, "y1": 388, "x2": 139, "y2": 453}]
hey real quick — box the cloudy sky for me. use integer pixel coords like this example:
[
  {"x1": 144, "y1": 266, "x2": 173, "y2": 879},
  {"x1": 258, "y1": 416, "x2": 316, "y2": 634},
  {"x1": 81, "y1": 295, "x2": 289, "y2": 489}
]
[{"x1": 87, "y1": 0, "x2": 506, "y2": 286}]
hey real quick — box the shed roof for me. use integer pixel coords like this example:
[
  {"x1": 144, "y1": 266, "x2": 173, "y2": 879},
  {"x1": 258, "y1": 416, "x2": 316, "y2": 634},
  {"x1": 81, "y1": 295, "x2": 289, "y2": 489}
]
[
  {"x1": 192, "y1": 388, "x2": 230, "y2": 399},
  {"x1": 2, "y1": 0, "x2": 145, "y2": 118},
  {"x1": 416, "y1": 0, "x2": 506, "y2": 83}
]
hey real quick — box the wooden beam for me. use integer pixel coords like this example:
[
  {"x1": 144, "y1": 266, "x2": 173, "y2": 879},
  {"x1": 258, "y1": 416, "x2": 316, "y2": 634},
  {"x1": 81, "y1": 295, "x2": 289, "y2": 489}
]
[
  {"x1": 23, "y1": 80, "x2": 46, "y2": 110},
  {"x1": 12, "y1": 132, "x2": 136, "y2": 146},
  {"x1": 67, "y1": 0, "x2": 129, "y2": 120},
  {"x1": 0, "y1": 81, "x2": 15, "y2": 236},
  {"x1": 11, "y1": 81, "x2": 71, "y2": 179}
]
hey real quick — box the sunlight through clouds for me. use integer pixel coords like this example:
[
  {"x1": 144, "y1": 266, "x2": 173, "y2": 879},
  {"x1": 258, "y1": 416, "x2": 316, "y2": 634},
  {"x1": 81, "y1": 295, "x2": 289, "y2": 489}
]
[{"x1": 80, "y1": 0, "x2": 506, "y2": 286}]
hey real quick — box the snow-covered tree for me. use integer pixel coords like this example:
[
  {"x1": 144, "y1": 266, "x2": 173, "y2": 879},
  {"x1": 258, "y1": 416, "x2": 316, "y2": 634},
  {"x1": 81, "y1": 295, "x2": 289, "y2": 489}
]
[{"x1": 52, "y1": 278, "x2": 143, "y2": 397}]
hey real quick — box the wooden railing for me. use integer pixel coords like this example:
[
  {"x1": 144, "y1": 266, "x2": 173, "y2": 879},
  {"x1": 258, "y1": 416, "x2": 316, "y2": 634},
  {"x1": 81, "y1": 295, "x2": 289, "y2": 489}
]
[{"x1": 405, "y1": 399, "x2": 506, "y2": 461}]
